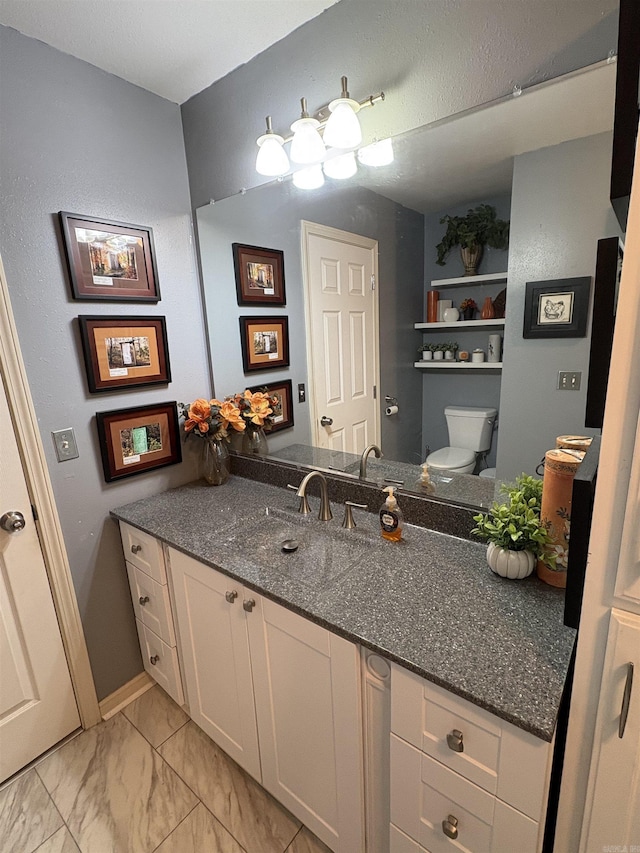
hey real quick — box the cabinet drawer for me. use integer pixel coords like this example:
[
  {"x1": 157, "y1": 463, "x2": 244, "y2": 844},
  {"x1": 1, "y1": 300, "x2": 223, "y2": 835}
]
[
  {"x1": 120, "y1": 521, "x2": 166, "y2": 583},
  {"x1": 135, "y1": 620, "x2": 184, "y2": 706},
  {"x1": 391, "y1": 664, "x2": 549, "y2": 820},
  {"x1": 390, "y1": 734, "x2": 539, "y2": 853},
  {"x1": 390, "y1": 823, "x2": 425, "y2": 853},
  {"x1": 126, "y1": 561, "x2": 176, "y2": 646}
]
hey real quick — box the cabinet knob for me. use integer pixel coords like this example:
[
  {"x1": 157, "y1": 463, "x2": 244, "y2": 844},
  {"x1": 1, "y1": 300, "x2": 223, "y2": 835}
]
[
  {"x1": 442, "y1": 814, "x2": 459, "y2": 839},
  {"x1": 225, "y1": 590, "x2": 238, "y2": 604},
  {"x1": 243, "y1": 598, "x2": 256, "y2": 612},
  {"x1": 131, "y1": 544, "x2": 142, "y2": 554},
  {"x1": 149, "y1": 654, "x2": 160, "y2": 665},
  {"x1": 139, "y1": 595, "x2": 150, "y2": 605},
  {"x1": 446, "y1": 728, "x2": 464, "y2": 752}
]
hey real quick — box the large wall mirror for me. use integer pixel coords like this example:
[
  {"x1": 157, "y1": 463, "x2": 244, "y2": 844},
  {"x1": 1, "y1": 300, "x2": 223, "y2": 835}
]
[{"x1": 197, "y1": 62, "x2": 619, "y2": 510}]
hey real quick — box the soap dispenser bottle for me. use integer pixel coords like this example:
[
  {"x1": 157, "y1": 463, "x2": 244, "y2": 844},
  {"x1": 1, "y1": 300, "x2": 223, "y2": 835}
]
[
  {"x1": 379, "y1": 486, "x2": 404, "y2": 541},
  {"x1": 420, "y1": 462, "x2": 436, "y2": 495}
]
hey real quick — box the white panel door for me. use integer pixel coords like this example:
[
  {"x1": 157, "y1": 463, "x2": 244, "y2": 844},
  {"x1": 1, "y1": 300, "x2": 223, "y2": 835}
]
[
  {"x1": 248, "y1": 594, "x2": 365, "y2": 853},
  {"x1": 302, "y1": 222, "x2": 379, "y2": 454},
  {"x1": 0, "y1": 375, "x2": 79, "y2": 782},
  {"x1": 167, "y1": 548, "x2": 261, "y2": 781}
]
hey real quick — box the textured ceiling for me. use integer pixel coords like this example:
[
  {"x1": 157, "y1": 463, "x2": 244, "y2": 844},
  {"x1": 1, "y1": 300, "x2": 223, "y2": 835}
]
[{"x1": 0, "y1": 0, "x2": 338, "y2": 104}]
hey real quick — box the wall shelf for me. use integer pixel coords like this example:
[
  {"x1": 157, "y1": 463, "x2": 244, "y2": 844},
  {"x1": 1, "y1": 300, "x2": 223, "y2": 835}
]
[
  {"x1": 414, "y1": 361, "x2": 503, "y2": 370},
  {"x1": 430, "y1": 272, "x2": 508, "y2": 288},
  {"x1": 415, "y1": 319, "x2": 505, "y2": 331}
]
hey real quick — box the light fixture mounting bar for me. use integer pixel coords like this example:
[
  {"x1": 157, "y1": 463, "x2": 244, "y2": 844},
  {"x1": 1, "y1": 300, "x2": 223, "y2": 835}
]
[{"x1": 269, "y1": 88, "x2": 385, "y2": 143}]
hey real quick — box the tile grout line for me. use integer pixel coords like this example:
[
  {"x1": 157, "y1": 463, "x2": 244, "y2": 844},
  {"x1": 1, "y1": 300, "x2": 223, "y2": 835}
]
[
  {"x1": 148, "y1": 800, "x2": 200, "y2": 853},
  {"x1": 33, "y1": 765, "x2": 83, "y2": 853}
]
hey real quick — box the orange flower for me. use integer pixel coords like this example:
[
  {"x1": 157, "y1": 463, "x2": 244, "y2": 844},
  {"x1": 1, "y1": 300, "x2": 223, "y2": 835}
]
[
  {"x1": 218, "y1": 399, "x2": 246, "y2": 432},
  {"x1": 184, "y1": 398, "x2": 211, "y2": 434},
  {"x1": 245, "y1": 390, "x2": 273, "y2": 426}
]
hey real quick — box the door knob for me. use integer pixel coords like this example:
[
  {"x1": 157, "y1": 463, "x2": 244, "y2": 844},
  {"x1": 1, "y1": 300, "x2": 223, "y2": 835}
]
[
  {"x1": 320, "y1": 416, "x2": 333, "y2": 427},
  {"x1": 1, "y1": 511, "x2": 26, "y2": 533}
]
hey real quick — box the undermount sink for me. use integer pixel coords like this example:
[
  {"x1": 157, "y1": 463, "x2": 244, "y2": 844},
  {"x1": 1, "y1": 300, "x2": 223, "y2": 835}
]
[{"x1": 219, "y1": 507, "x2": 372, "y2": 586}]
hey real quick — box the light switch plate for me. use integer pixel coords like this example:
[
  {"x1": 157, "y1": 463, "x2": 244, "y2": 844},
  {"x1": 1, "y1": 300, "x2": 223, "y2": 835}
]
[
  {"x1": 52, "y1": 428, "x2": 79, "y2": 461},
  {"x1": 298, "y1": 383, "x2": 306, "y2": 403},
  {"x1": 557, "y1": 371, "x2": 582, "y2": 390}
]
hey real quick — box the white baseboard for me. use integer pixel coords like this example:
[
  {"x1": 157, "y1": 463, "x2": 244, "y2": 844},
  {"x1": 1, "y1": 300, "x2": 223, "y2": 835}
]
[{"x1": 99, "y1": 672, "x2": 154, "y2": 720}]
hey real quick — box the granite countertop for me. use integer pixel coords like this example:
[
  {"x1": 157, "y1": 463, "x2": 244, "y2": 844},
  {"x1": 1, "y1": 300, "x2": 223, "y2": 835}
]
[{"x1": 111, "y1": 476, "x2": 576, "y2": 742}]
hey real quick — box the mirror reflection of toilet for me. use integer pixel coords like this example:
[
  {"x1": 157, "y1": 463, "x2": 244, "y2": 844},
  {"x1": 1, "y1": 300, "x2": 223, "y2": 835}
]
[{"x1": 426, "y1": 406, "x2": 498, "y2": 474}]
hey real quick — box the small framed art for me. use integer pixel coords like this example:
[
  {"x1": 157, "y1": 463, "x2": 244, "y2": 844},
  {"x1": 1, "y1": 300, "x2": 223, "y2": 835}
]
[
  {"x1": 96, "y1": 401, "x2": 181, "y2": 482},
  {"x1": 523, "y1": 277, "x2": 591, "y2": 339},
  {"x1": 233, "y1": 243, "x2": 286, "y2": 306},
  {"x1": 249, "y1": 379, "x2": 294, "y2": 433},
  {"x1": 59, "y1": 212, "x2": 160, "y2": 302},
  {"x1": 78, "y1": 315, "x2": 171, "y2": 393},
  {"x1": 239, "y1": 315, "x2": 289, "y2": 372}
]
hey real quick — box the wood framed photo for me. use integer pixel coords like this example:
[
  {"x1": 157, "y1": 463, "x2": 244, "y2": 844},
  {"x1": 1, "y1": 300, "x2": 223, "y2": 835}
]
[
  {"x1": 523, "y1": 277, "x2": 591, "y2": 339},
  {"x1": 96, "y1": 401, "x2": 181, "y2": 483},
  {"x1": 239, "y1": 315, "x2": 289, "y2": 372},
  {"x1": 249, "y1": 379, "x2": 294, "y2": 433},
  {"x1": 59, "y1": 212, "x2": 160, "y2": 302},
  {"x1": 233, "y1": 243, "x2": 286, "y2": 306},
  {"x1": 78, "y1": 315, "x2": 171, "y2": 393}
]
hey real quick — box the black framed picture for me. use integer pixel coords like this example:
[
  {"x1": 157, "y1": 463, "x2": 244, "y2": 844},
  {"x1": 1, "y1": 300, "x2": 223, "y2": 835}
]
[
  {"x1": 233, "y1": 243, "x2": 286, "y2": 306},
  {"x1": 248, "y1": 379, "x2": 294, "y2": 433},
  {"x1": 523, "y1": 277, "x2": 591, "y2": 339},
  {"x1": 239, "y1": 315, "x2": 289, "y2": 372}
]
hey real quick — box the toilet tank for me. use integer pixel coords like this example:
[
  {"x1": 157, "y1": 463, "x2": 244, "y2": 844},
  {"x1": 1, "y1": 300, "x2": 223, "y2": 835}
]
[{"x1": 444, "y1": 405, "x2": 498, "y2": 452}]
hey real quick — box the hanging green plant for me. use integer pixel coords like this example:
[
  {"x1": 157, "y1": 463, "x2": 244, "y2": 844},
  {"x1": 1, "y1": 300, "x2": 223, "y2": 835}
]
[{"x1": 436, "y1": 203, "x2": 510, "y2": 267}]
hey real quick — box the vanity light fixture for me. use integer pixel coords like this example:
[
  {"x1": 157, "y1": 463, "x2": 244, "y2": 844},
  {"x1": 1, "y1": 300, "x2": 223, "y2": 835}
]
[
  {"x1": 256, "y1": 116, "x2": 290, "y2": 177},
  {"x1": 290, "y1": 98, "x2": 327, "y2": 165},
  {"x1": 323, "y1": 77, "x2": 363, "y2": 149},
  {"x1": 323, "y1": 150, "x2": 357, "y2": 180},
  {"x1": 292, "y1": 164, "x2": 325, "y2": 190},
  {"x1": 357, "y1": 138, "x2": 394, "y2": 167}
]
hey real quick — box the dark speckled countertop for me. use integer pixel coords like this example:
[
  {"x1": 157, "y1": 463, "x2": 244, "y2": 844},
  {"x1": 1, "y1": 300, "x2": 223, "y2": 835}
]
[{"x1": 111, "y1": 477, "x2": 576, "y2": 742}]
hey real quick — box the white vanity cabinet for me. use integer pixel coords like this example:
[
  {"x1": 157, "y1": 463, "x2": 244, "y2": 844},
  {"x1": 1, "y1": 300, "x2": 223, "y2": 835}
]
[
  {"x1": 167, "y1": 546, "x2": 365, "y2": 853},
  {"x1": 120, "y1": 522, "x2": 184, "y2": 705},
  {"x1": 390, "y1": 664, "x2": 551, "y2": 853}
]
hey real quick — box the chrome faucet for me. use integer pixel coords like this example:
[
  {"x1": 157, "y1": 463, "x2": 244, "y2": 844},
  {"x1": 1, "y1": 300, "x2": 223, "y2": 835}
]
[
  {"x1": 359, "y1": 444, "x2": 382, "y2": 480},
  {"x1": 296, "y1": 470, "x2": 333, "y2": 521}
]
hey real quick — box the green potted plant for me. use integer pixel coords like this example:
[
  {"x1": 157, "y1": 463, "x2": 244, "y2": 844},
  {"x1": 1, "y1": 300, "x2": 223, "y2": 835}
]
[
  {"x1": 435, "y1": 203, "x2": 510, "y2": 275},
  {"x1": 433, "y1": 342, "x2": 446, "y2": 361},
  {"x1": 418, "y1": 343, "x2": 433, "y2": 361},
  {"x1": 471, "y1": 488, "x2": 556, "y2": 579},
  {"x1": 443, "y1": 341, "x2": 458, "y2": 361}
]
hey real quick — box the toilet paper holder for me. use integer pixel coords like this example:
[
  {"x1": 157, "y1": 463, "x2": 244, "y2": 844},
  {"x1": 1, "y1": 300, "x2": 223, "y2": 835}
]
[{"x1": 385, "y1": 395, "x2": 398, "y2": 416}]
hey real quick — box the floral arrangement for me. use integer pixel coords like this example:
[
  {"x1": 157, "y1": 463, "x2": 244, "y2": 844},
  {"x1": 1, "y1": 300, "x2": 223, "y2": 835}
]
[
  {"x1": 229, "y1": 389, "x2": 280, "y2": 431},
  {"x1": 459, "y1": 298, "x2": 477, "y2": 311},
  {"x1": 178, "y1": 398, "x2": 245, "y2": 441}
]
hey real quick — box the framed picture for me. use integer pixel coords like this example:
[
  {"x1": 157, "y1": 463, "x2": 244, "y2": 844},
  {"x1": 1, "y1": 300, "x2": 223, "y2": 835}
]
[
  {"x1": 239, "y1": 315, "x2": 289, "y2": 372},
  {"x1": 79, "y1": 315, "x2": 171, "y2": 393},
  {"x1": 59, "y1": 212, "x2": 160, "y2": 302},
  {"x1": 96, "y1": 401, "x2": 181, "y2": 482},
  {"x1": 523, "y1": 277, "x2": 591, "y2": 339},
  {"x1": 249, "y1": 379, "x2": 294, "y2": 433},
  {"x1": 233, "y1": 243, "x2": 286, "y2": 306}
]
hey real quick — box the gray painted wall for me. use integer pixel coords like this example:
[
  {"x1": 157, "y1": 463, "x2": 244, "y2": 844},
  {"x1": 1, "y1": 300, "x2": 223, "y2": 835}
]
[
  {"x1": 498, "y1": 132, "x2": 621, "y2": 481},
  {"x1": 181, "y1": 0, "x2": 618, "y2": 208},
  {"x1": 0, "y1": 25, "x2": 211, "y2": 700},
  {"x1": 197, "y1": 180, "x2": 424, "y2": 462}
]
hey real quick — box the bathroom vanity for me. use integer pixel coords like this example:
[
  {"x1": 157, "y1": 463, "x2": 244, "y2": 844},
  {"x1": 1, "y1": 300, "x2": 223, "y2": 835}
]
[{"x1": 112, "y1": 475, "x2": 575, "y2": 853}]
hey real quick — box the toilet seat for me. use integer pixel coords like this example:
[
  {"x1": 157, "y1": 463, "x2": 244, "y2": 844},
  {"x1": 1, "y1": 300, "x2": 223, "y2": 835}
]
[{"x1": 426, "y1": 446, "x2": 476, "y2": 472}]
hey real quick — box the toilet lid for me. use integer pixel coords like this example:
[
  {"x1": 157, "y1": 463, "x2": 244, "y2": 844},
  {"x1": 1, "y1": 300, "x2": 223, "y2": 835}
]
[{"x1": 427, "y1": 447, "x2": 476, "y2": 470}]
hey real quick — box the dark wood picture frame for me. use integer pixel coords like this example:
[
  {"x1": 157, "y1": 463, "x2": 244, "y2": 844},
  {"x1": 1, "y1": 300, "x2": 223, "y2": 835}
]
[
  {"x1": 585, "y1": 237, "x2": 623, "y2": 428},
  {"x1": 79, "y1": 315, "x2": 171, "y2": 393},
  {"x1": 96, "y1": 401, "x2": 181, "y2": 483},
  {"x1": 59, "y1": 212, "x2": 160, "y2": 302},
  {"x1": 248, "y1": 379, "x2": 294, "y2": 433},
  {"x1": 239, "y1": 315, "x2": 289, "y2": 372},
  {"x1": 233, "y1": 243, "x2": 286, "y2": 306},
  {"x1": 523, "y1": 277, "x2": 591, "y2": 339}
]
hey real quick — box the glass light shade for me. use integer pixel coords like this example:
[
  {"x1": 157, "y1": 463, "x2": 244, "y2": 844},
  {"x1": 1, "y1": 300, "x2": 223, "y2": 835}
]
[
  {"x1": 290, "y1": 117, "x2": 326, "y2": 164},
  {"x1": 323, "y1": 151, "x2": 357, "y2": 180},
  {"x1": 323, "y1": 99, "x2": 362, "y2": 149},
  {"x1": 292, "y1": 164, "x2": 325, "y2": 190},
  {"x1": 357, "y1": 138, "x2": 394, "y2": 167},
  {"x1": 256, "y1": 133, "x2": 289, "y2": 176}
]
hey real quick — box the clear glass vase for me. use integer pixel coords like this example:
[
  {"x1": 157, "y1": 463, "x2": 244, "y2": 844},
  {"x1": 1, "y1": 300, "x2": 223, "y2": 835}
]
[
  {"x1": 242, "y1": 425, "x2": 269, "y2": 456},
  {"x1": 200, "y1": 437, "x2": 230, "y2": 486}
]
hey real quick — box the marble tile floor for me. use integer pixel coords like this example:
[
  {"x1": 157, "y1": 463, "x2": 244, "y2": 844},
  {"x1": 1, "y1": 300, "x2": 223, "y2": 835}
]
[{"x1": 0, "y1": 685, "x2": 332, "y2": 853}]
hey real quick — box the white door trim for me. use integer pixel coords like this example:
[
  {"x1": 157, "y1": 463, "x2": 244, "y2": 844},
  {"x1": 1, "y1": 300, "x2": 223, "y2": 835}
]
[
  {"x1": 300, "y1": 220, "x2": 380, "y2": 448},
  {"x1": 0, "y1": 255, "x2": 100, "y2": 729}
]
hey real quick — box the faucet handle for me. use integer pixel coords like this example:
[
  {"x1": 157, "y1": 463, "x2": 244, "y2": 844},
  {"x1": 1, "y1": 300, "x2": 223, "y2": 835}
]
[
  {"x1": 287, "y1": 483, "x2": 311, "y2": 515},
  {"x1": 342, "y1": 501, "x2": 368, "y2": 529}
]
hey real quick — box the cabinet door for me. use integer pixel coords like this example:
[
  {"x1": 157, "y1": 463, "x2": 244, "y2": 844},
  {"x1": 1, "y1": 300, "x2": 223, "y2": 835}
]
[
  {"x1": 167, "y1": 548, "x2": 261, "y2": 781},
  {"x1": 248, "y1": 595, "x2": 365, "y2": 853},
  {"x1": 582, "y1": 609, "x2": 640, "y2": 850}
]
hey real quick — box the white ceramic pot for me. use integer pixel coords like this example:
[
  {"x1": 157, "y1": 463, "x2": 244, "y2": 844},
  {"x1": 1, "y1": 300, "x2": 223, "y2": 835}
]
[
  {"x1": 444, "y1": 350, "x2": 454, "y2": 360},
  {"x1": 443, "y1": 307, "x2": 460, "y2": 322},
  {"x1": 422, "y1": 350, "x2": 433, "y2": 360},
  {"x1": 433, "y1": 350, "x2": 444, "y2": 360},
  {"x1": 486, "y1": 542, "x2": 535, "y2": 579}
]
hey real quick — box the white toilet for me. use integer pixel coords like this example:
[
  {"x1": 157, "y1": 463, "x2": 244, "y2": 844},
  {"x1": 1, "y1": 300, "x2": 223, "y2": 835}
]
[{"x1": 426, "y1": 405, "x2": 498, "y2": 475}]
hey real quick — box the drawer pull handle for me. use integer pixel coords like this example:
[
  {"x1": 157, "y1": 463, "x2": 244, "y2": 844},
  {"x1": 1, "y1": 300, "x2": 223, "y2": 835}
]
[
  {"x1": 446, "y1": 729, "x2": 464, "y2": 752},
  {"x1": 442, "y1": 814, "x2": 458, "y2": 839},
  {"x1": 149, "y1": 654, "x2": 160, "y2": 665},
  {"x1": 131, "y1": 544, "x2": 142, "y2": 554},
  {"x1": 243, "y1": 598, "x2": 256, "y2": 612},
  {"x1": 139, "y1": 596, "x2": 150, "y2": 605},
  {"x1": 225, "y1": 590, "x2": 238, "y2": 604},
  {"x1": 619, "y1": 661, "x2": 634, "y2": 739}
]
